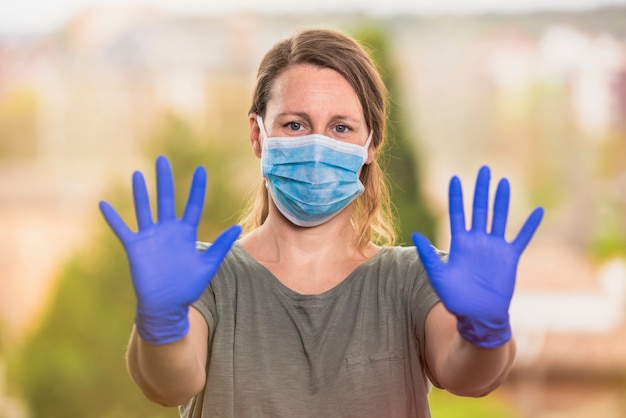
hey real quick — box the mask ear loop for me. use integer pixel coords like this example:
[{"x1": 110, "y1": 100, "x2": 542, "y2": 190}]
[
  {"x1": 256, "y1": 115, "x2": 271, "y2": 186},
  {"x1": 365, "y1": 127, "x2": 373, "y2": 147},
  {"x1": 361, "y1": 130, "x2": 373, "y2": 164},
  {"x1": 256, "y1": 115, "x2": 269, "y2": 146}
]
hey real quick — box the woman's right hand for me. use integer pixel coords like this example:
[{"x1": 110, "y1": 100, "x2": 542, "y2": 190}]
[{"x1": 99, "y1": 156, "x2": 241, "y2": 345}]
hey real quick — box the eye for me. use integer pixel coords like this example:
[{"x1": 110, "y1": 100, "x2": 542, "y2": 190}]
[
  {"x1": 334, "y1": 124, "x2": 351, "y2": 134},
  {"x1": 286, "y1": 121, "x2": 302, "y2": 131}
]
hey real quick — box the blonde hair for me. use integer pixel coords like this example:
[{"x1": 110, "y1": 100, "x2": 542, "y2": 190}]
[{"x1": 239, "y1": 28, "x2": 397, "y2": 248}]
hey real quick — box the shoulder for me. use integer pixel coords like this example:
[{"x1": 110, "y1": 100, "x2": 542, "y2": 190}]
[
  {"x1": 370, "y1": 246, "x2": 445, "y2": 295},
  {"x1": 196, "y1": 241, "x2": 259, "y2": 280},
  {"x1": 373, "y1": 245, "x2": 446, "y2": 269},
  {"x1": 191, "y1": 241, "x2": 257, "y2": 312},
  {"x1": 197, "y1": 240, "x2": 247, "y2": 260},
  {"x1": 364, "y1": 246, "x2": 423, "y2": 289}
]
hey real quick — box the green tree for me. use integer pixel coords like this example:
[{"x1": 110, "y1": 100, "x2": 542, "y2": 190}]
[
  {"x1": 429, "y1": 387, "x2": 520, "y2": 418},
  {"x1": 352, "y1": 23, "x2": 520, "y2": 418},
  {"x1": 9, "y1": 115, "x2": 250, "y2": 418},
  {"x1": 352, "y1": 25, "x2": 437, "y2": 245}
]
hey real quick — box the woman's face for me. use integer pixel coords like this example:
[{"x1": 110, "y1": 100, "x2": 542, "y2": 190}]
[{"x1": 262, "y1": 64, "x2": 370, "y2": 148}]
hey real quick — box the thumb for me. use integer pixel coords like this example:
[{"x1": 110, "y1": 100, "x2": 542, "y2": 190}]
[
  {"x1": 99, "y1": 200, "x2": 132, "y2": 244},
  {"x1": 412, "y1": 232, "x2": 444, "y2": 280},
  {"x1": 201, "y1": 225, "x2": 243, "y2": 267}
]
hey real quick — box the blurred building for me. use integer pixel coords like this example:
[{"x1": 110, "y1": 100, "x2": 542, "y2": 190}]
[
  {"x1": 0, "y1": 5, "x2": 278, "y2": 339},
  {"x1": 1, "y1": 5, "x2": 626, "y2": 418},
  {"x1": 394, "y1": 15, "x2": 626, "y2": 418}
]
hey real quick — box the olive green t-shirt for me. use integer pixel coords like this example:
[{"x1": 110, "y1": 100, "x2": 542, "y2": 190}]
[{"x1": 180, "y1": 242, "x2": 440, "y2": 418}]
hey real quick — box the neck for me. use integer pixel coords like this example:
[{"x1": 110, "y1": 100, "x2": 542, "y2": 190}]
[
  {"x1": 268, "y1": 220, "x2": 355, "y2": 260},
  {"x1": 239, "y1": 204, "x2": 379, "y2": 295},
  {"x1": 242, "y1": 203, "x2": 371, "y2": 263}
]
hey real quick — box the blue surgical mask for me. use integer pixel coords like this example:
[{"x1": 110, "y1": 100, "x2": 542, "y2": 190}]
[{"x1": 258, "y1": 115, "x2": 372, "y2": 227}]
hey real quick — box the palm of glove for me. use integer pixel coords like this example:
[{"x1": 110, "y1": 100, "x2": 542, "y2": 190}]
[
  {"x1": 436, "y1": 228, "x2": 519, "y2": 323},
  {"x1": 99, "y1": 156, "x2": 241, "y2": 344},
  {"x1": 122, "y1": 219, "x2": 218, "y2": 314},
  {"x1": 413, "y1": 166, "x2": 543, "y2": 348}
]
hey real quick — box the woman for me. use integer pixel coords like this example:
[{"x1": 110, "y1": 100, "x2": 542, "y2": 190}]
[{"x1": 99, "y1": 28, "x2": 543, "y2": 417}]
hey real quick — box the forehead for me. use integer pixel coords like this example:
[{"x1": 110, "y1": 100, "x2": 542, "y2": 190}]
[{"x1": 266, "y1": 64, "x2": 363, "y2": 117}]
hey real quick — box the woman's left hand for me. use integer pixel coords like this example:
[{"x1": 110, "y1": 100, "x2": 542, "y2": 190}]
[{"x1": 412, "y1": 166, "x2": 543, "y2": 348}]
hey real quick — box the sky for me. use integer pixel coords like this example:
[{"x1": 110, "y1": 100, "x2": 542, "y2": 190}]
[{"x1": 2, "y1": 0, "x2": 626, "y2": 35}]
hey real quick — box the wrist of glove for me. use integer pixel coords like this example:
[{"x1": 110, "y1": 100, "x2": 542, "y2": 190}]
[
  {"x1": 456, "y1": 314, "x2": 511, "y2": 349},
  {"x1": 135, "y1": 305, "x2": 190, "y2": 345}
]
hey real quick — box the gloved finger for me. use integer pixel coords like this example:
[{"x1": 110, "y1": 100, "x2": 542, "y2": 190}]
[
  {"x1": 511, "y1": 207, "x2": 544, "y2": 253},
  {"x1": 448, "y1": 176, "x2": 466, "y2": 237},
  {"x1": 132, "y1": 171, "x2": 153, "y2": 230},
  {"x1": 99, "y1": 201, "x2": 133, "y2": 244},
  {"x1": 491, "y1": 178, "x2": 510, "y2": 238},
  {"x1": 412, "y1": 232, "x2": 444, "y2": 281},
  {"x1": 470, "y1": 166, "x2": 491, "y2": 233},
  {"x1": 156, "y1": 156, "x2": 177, "y2": 222},
  {"x1": 201, "y1": 225, "x2": 243, "y2": 266},
  {"x1": 182, "y1": 166, "x2": 207, "y2": 227}
]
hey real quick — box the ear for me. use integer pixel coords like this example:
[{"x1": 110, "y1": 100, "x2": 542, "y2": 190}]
[{"x1": 249, "y1": 114, "x2": 262, "y2": 159}]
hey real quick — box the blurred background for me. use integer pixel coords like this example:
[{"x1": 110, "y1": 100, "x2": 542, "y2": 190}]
[{"x1": 1, "y1": 0, "x2": 626, "y2": 417}]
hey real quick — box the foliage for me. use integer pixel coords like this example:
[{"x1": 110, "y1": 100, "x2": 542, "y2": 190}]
[
  {"x1": 590, "y1": 231, "x2": 626, "y2": 260},
  {"x1": 8, "y1": 115, "x2": 250, "y2": 418},
  {"x1": 589, "y1": 132, "x2": 626, "y2": 260},
  {"x1": 10, "y1": 234, "x2": 174, "y2": 418},
  {"x1": 351, "y1": 25, "x2": 437, "y2": 245},
  {"x1": 429, "y1": 388, "x2": 520, "y2": 418},
  {"x1": 139, "y1": 113, "x2": 253, "y2": 240}
]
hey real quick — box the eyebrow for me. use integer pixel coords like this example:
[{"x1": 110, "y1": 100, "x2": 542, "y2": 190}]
[
  {"x1": 275, "y1": 111, "x2": 310, "y2": 121},
  {"x1": 275, "y1": 112, "x2": 363, "y2": 125}
]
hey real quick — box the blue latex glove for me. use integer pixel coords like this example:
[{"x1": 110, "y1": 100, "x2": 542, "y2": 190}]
[
  {"x1": 99, "y1": 156, "x2": 242, "y2": 345},
  {"x1": 412, "y1": 166, "x2": 543, "y2": 349}
]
